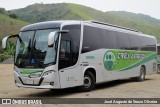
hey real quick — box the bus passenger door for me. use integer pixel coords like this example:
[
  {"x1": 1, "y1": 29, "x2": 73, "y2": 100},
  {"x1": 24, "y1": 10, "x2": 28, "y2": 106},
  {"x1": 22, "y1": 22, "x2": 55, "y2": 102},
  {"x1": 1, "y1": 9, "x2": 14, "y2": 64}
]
[{"x1": 58, "y1": 40, "x2": 82, "y2": 88}]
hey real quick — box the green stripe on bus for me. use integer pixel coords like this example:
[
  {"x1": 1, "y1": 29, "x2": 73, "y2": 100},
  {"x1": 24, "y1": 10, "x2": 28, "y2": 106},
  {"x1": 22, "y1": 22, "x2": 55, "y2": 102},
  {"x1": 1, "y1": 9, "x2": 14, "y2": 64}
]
[
  {"x1": 103, "y1": 50, "x2": 156, "y2": 71},
  {"x1": 120, "y1": 54, "x2": 156, "y2": 71},
  {"x1": 20, "y1": 70, "x2": 43, "y2": 74}
]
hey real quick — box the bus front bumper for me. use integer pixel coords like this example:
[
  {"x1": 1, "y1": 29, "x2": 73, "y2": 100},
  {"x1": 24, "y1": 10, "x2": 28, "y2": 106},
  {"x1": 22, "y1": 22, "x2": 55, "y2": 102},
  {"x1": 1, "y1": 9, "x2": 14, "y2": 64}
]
[{"x1": 14, "y1": 71, "x2": 61, "y2": 89}]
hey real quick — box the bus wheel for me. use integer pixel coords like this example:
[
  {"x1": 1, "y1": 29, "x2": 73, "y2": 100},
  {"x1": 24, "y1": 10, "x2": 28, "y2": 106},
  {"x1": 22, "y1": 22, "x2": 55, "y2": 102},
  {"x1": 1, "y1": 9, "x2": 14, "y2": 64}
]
[
  {"x1": 81, "y1": 71, "x2": 95, "y2": 92},
  {"x1": 134, "y1": 66, "x2": 146, "y2": 82}
]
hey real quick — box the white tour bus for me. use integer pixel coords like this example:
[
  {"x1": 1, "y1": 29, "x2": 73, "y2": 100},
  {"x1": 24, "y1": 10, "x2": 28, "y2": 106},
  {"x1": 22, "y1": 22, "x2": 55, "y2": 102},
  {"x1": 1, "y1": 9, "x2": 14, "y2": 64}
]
[{"x1": 2, "y1": 20, "x2": 157, "y2": 91}]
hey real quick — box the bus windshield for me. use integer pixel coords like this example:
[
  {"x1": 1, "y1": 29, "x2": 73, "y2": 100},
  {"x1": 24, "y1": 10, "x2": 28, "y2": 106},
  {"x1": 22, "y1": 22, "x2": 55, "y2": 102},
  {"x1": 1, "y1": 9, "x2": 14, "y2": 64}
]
[{"x1": 14, "y1": 29, "x2": 59, "y2": 68}]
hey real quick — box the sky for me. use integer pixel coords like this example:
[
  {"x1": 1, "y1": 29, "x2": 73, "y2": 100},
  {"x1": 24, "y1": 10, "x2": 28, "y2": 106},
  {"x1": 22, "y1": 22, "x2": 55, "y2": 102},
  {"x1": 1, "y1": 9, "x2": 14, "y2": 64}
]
[{"x1": 0, "y1": 0, "x2": 160, "y2": 19}]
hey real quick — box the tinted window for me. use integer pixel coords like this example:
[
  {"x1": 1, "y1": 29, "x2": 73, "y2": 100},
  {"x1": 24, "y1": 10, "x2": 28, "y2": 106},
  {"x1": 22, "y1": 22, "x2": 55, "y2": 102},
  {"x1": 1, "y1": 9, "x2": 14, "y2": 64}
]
[
  {"x1": 116, "y1": 32, "x2": 129, "y2": 50},
  {"x1": 100, "y1": 29, "x2": 117, "y2": 49},
  {"x1": 157, "y1": 46, "x2": 160, "y2": 55},
  {"x1": 128, "y1": 34, "x2": 141, "y2": 50},
  {"x1": 59, "y1": 25, "x2": 81, "y2": 69},
  {"x1": 140, "y1": 36, "x2": 156, "y2": 52},
  {"x1": 59, "y1": 40, "x2": 72, "y2": 69},
  {"x1": 82, "y1": 25, "x2": 101, "y2": 52}
]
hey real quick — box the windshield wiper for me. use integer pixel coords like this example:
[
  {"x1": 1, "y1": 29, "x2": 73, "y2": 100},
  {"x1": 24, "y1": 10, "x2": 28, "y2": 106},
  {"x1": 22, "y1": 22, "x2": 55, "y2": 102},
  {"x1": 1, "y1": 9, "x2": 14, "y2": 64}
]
[
  {"x1": 27, "y1": 39, "x2": 31, "y2": 51},
  {"x1": 32, "y1": 40, "x2": 42, "y2": 67},
  {"x1": 19, "y1": 39, "x2": 32, "y2": 67}
]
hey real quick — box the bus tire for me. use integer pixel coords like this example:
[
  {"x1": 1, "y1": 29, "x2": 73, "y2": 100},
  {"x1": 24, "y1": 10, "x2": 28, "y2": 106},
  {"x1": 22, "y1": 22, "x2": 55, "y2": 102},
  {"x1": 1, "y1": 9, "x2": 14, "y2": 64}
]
[
  {"x1": 134, "y1": 66, "x2": 146, "y2": 82},
  {"x1": 81, "y1": 71, "x2": 95, "y2": 92}
]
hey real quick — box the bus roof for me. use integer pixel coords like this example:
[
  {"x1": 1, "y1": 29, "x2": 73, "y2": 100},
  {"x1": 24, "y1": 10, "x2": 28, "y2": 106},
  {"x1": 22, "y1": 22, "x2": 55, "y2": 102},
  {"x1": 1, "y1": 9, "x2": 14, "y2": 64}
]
[
  {"x1": 20, "y1": 20, "x2": 156, "y2": 40},
  {"x1": 84, "y1": 20, "x2": 156, "y2": 39},
  {"x1": 20, "y1": 20, "x2": 81, "y2": 31},
  {"x1": 89, "y1": 20, "x2": 140, "y2": 32}
]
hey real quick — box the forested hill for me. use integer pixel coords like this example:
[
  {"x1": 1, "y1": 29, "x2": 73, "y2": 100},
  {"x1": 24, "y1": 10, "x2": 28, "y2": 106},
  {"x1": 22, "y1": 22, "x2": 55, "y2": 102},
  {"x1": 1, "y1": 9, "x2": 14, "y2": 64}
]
[
  {"x1": 0, "y1": 8, "x2": 28, "y2": 62},
  {"x1": 0, "y1": 8, "x2": 28, "y2": 38},
  {"x1": 10, "y1": 3, "x2": 160, "y2": 41},
  {"x1": 1, "y1": 3, "x2": 160, "y2": 62}
]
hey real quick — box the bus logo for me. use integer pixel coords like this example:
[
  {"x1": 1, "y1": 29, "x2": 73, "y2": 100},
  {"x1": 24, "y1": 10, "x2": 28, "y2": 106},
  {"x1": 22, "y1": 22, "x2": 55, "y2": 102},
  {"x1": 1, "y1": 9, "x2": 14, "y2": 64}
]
[
  {"x1": 2, "y1": 99, "x2": 11, "y2": 104},
  {"x1": 104, "y1": 51, "x2": 116, "y2": 71}
]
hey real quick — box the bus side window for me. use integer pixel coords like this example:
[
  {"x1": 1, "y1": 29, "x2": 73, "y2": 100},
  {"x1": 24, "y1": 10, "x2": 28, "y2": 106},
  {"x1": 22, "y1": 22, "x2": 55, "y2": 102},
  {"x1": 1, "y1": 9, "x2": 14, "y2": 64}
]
[
  {"x1": 116, "y1": 32, "x2": 130, "y2": 50},
  {"x1": 140, "y1": 37, "x2": 156, "y2": 52},
  {"x1": 60, "y1": 40, "x2": 71, "y2": 60},
  {"x1": 82, "y1": 25, "x2": 101, "y2": 53},
  {"x1": 61, "y1": 25, "x2": 81, "y2": 69},
  {"x1": 157, "y1": 46, "x2": 160, "y2": 55},
  {"x1": 128, "y1": 34, "x2": 141, "y2": 50},
  {"x1": 59, "y1": 40, "x2": 72, "y2": 69}
]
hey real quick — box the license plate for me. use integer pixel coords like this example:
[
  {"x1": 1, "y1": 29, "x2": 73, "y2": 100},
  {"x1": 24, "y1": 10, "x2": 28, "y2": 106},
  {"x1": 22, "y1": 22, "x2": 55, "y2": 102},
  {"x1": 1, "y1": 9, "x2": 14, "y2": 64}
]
[
  {"x1": 29, "y1": 73, "x2": 41, "y2": 78},
  {"x1": 25, "y1": 80, "x2": 34, "y2": 84}
]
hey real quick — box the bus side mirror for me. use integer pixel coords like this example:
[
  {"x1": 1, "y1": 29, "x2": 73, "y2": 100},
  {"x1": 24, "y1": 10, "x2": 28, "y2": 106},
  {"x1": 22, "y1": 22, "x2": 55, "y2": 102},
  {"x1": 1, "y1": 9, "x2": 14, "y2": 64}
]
[
  {"x1": 2, "y1": 36, "x2": 9, "y2": 49},
  {"x1": 2, "y1": 34, "x2": 19, "y2": 49},
  {"x1": 48, "y1": 32, "x2": 56, "y2": 47},
  {"x1": 48, "y1": 30, "x2": 69, "y2": 47}
]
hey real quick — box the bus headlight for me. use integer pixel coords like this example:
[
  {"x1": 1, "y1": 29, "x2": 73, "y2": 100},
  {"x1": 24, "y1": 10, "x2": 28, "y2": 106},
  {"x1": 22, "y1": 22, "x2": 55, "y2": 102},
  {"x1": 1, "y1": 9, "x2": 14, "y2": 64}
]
[{"x1": 42, "y1": 70, "x2": 54, "y2": 77}]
